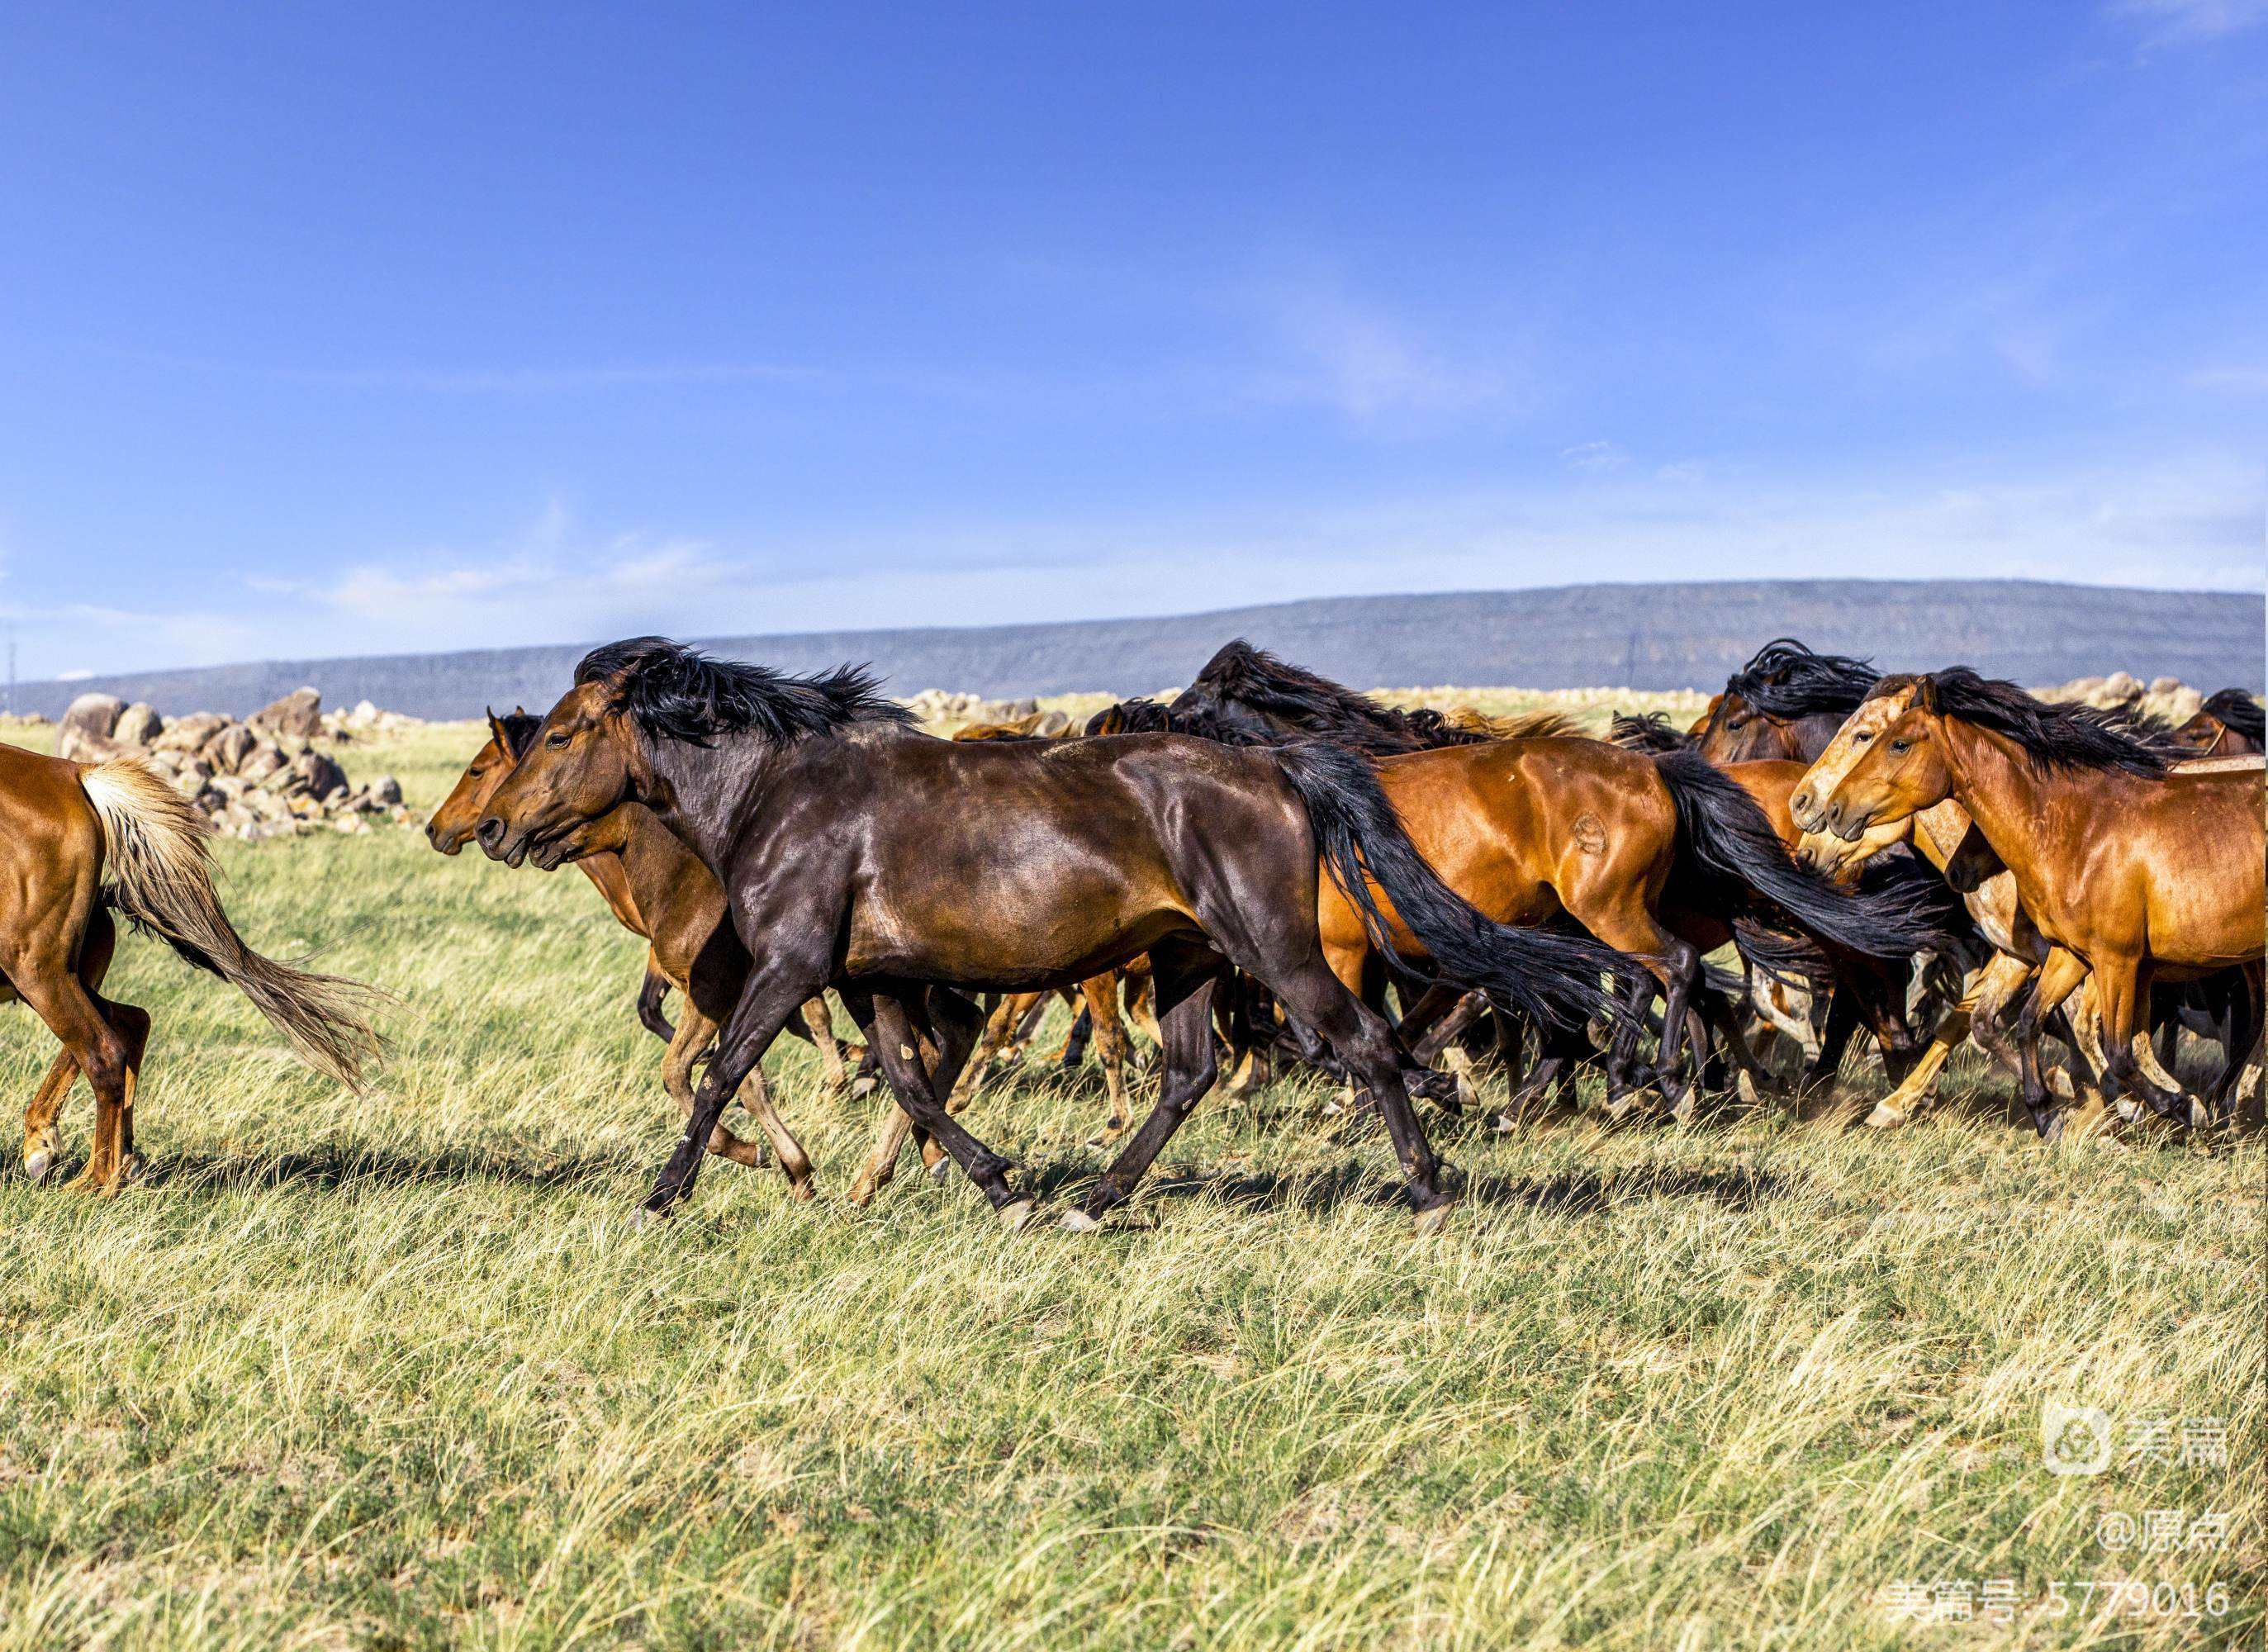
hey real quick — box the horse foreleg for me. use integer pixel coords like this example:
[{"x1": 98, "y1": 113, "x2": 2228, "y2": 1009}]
[
  {"x1": 659, "y1": 995, "x2": 771, "y2": 1171},
  {"x1": 2013, "y1": 948, "x2": 2090, "y2": 1138}
]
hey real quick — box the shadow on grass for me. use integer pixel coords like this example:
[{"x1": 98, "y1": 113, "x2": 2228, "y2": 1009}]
[
  {"x1": 1015, "y1": 1155, "x2": 1790, "y2": 1218},
  {"x1": 138, "y1": 1141, "x2": 637, "y2": 1194}
]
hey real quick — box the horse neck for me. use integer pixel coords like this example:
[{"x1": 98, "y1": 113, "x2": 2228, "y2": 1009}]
[
  {"x1": 610, "y1": 808, "x2": 705, "y2": 924},
  {"x1": 1932, "y1": 719, "x2": 2136, "y2": 903},
  {"x1": 642, "y1": 732, "x2": 781, "y2": 875}
]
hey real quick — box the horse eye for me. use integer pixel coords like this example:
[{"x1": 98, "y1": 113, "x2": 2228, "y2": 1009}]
[
  {"x1": 1853, "y1": 732, "x2": 1871, "y2": 744},
  {"x1": 1889, "y1": 738, "x2": 1909, "y2": 753},
  {"x1": 547, "y1": 730, "x2": 570, "y2": 748}
]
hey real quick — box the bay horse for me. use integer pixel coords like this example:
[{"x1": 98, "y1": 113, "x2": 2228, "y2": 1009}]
[
  {"x1": 1695, "y1": 639, "x2": 1878, "y2": 766},
  {"x1": 1801, "y1": 669, "x2": 2266, "y2": 1133},
  {"x1": 477, "y1": 638, "x2": 1636, "y2": 1232},
  {"x1": 427, "y1": 711, "x2": 846, "y2": 1191},
  {"x1": 1168, "y1": 642, "x2": 1960, "y2": 1110},
  {"x1": 3, "y1": 743, "x2": 382, "y2": 1190},
  {"x1": 2171, "y1": 688, "x2": 2265, "y2": 757}
]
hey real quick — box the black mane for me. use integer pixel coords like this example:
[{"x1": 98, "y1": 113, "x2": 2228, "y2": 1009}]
[
  {"x1": 2204, "y1": 687, "x2": 2266, "y2": 743},
  {"x1": 1084, "y1": 698, "x2": 1181, "y2": 736},
  {"x1": 575, "y1": 636, "x2": 913, "y2": 748},
  {"x1": 1880, "y1": 667, "x2": 2170, "y2": 777},
  {"x1": 1609, "y1": 710, "x2": 1691, "y2": 752},
  {"x1": 1725, "y1": 638, "x2": 1880, "y2": 719},
  {"x1": 1184, "y1": 639, "x2": 1484, "y2": 753},
  {"x1": 488, "y1": 705, "x2": 543, "y2": 761}
]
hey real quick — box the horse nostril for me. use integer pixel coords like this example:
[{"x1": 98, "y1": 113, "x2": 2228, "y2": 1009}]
[{"x1": 476, "y1": 815, "x2": 504, "y2": 848}]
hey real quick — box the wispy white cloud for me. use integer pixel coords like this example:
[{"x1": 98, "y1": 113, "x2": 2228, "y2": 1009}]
[
  {"x1": 21, "y1": 454, "x2": 2261, "y2": 682},
  {"x1": 2110, "y1": 0, "x2": 2268, "y2": 45},
  {"x1": 2186, "y1": 363, "x2": 2268, "y2": 393},
  {"x1": 1561, "y1": 440, "x2": 1630, "y2": 474},
  {"x1": 1242, "y1": 282, "x2": 1516, "y2": 425}
]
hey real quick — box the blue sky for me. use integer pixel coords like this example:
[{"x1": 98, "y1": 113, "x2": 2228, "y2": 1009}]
[{"x1": 2, "y1": 0, "x2": 2262, "y2": 681}]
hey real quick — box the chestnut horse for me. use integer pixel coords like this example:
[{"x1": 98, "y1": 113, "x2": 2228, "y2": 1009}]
[
  {"x1": 1801, "y1": 669, "x2": 2266, "y2": 1133},
  {"x1": 3, "y1": 743, "x2": 382, "y2": 1190},
  {"x1": 427, "y1": 711, "x2": 848, "y2": 1190},
  {"x1": 478, "y1": 638, "x2": 1637, "y2": 1232}
]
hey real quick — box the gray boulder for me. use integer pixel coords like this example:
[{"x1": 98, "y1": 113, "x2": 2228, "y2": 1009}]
[
  {"x1": 112, "y1": 702, "x2": 164, "y2": 746},
  {"x1": 239, "y1": 742, "x2": 288, "y2": 784},
  {"x1": 56, "y1": 693, "x2": 126, "y2": 761},
  {"x1": 205, "y1": 724, "x2": 259, "y2": 774},
  {"x1": 154, "y1": 712, "x2": 229, "y2": 752},
  {"x1": 287, "y1": 749, "x2": 349, "y2": 802},
  {"x1": 251, "y1": 686, "x2": 324, "y2": 741}
]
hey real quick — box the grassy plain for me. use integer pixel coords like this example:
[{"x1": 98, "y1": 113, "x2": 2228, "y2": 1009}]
[{"x1": 0, "y1": 708, "x2": 2256, "y2": 1650}]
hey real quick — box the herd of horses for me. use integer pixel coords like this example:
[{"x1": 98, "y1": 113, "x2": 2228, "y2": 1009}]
[{"x1": 4, "y1": 635, "x2": 2261, "y2": 1232}]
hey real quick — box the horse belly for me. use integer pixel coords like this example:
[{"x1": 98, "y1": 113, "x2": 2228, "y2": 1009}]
[{"x1": 841, "y1": 861, "x2": 1190, "y2": 990}]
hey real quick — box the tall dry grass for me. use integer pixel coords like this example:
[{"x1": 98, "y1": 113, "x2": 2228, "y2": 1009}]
[{"x1": 0, "y1": 714, "x2": 2256, "y2": 1650}]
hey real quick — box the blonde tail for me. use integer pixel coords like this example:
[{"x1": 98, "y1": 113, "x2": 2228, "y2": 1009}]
[{"x1": 78, "y1": 757, "x2": 385, "y2": 1090}]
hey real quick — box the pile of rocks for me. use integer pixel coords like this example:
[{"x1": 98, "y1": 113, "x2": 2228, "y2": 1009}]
[
  {"x1": 2041, "y1": 672, "x2": 2205, "y2": 727},
  {"x1": 55, "y1": 689, "x2": 411, "y2": 842},
  {"x1": 321, "y1": 697, "x2": 427, "y2": 738},
  {"x1": 899, "y1": 688, "x2": 1046, "y2": 729}
]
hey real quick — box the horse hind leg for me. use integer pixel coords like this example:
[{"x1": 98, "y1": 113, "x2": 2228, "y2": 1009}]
[
  {"x1": 799, "y1": 996, "x2": 854, "y2": 1092},
  {"x1": 1079, "y1": 973, "x2": 1133, "y2": 1142},
  {"x1": 661, "y1": 996, "x2": 769, "y2": 1171},
  {"x1": 12, "y1": 967, "x2": 134, "y2": 1195},
  {"x1": 22, "y1": 1048, "x2": 78, "y2": 1183}
]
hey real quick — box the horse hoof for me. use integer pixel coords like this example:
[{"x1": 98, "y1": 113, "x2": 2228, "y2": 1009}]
[
  {"x1": 928, "y1": 1159, "x2": 953, "y2": 1184},
  {"x1": 119, "y1": 1151, "x2": 147, "y2": 1185},
  {"x1": 1058, "y1": 1208, "x2": 1103, "y2": 1233},
  {"x1": 997, "y1": 1199, "x2": 1037, "y2": 1232},
  {"x1": 852, "y1": 1077, "x2": 878, "y2": 1098},
  {"x1": 1412, "y1": 1201, "x2": 1454, "y2": 1237},
  {"x1": 1734, "y1": 1072, "x2": 1762, "y2": 1108},
  {"x1": 1668, "y1": 1094, "x2": 1697, "y2": 1127},
  {"x1": 629, "y1": 1204, "x2": 669, "y2": 1230},
  {"x1": 788, "y1": 1177, "x2": 817, "y2": 1203},
  {"x1": 2040, "y1": 1113, "x2": 2066, "y2": 1144},
  {"x1": 1863, "y1": 1103, "x2": 1907, "y2": 1130},
  {"x1": 23, "y1": 1148, "x2": 57, "y2": 1184},
  {"x1": 1454, "y1": 1071, "x2": 1483, "y2": 1113}
]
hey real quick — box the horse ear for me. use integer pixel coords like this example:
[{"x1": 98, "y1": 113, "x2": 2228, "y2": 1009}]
[{"x1": 486, "y1": 707, "x2": 510, "y2": 747}]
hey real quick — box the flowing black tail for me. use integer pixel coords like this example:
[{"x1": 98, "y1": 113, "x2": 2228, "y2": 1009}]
[
  {"x1": 1654, "y1": 748, "x2": 1960, "y2": 960},
  {"x1": 1274, "y1": 741, "x2": 1644, "y2": 1031}
]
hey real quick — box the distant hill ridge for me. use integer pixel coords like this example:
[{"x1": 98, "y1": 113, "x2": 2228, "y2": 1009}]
[{"x1": 12, "y1": 579, "x2": 2261, "y2": 721}]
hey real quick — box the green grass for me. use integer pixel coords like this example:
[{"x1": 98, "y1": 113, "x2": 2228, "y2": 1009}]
[{"x1": 0, "y1": 718, "x2": 2258, "y2": 1650}]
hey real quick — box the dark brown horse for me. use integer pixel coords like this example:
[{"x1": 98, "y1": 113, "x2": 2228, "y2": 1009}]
[
  {"x1": 1802, "y1": 669, "x2": 2266, "y2": 1133},
  {"x1": 4, "y1": 743, "x2": 382, "y2": 1190},
  {"x1": 2171, "y1": 688, "x2": 2265, "y2": 757},
  {"x1": 427, "y1": 711, "x2": 847, "y2": 1190},
  {"x1": 1694, "y1": 639, "x2": 1879, "y2": 766},
  {"x1": 477, "y1": 638, "x2": 1635, "y2": 1232}
]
